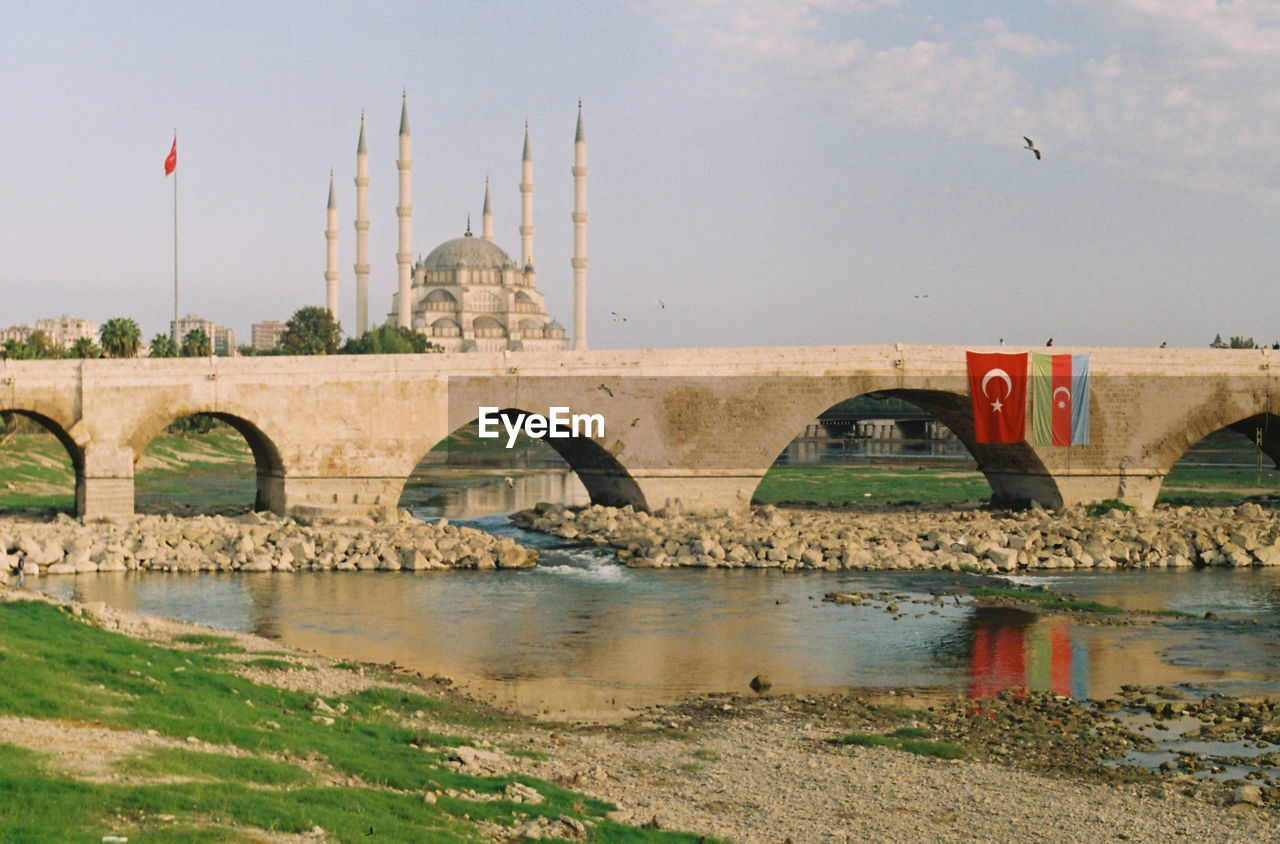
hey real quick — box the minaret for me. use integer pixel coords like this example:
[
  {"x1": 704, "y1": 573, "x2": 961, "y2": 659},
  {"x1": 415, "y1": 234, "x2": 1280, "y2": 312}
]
[
  {"x1": 519, "y1": 122, "x2": 534, "y2": 269},
  {"x1": 482, "y1": 176, "x2": 494, "y2": 242},
  {"x1": 354, "y1": 112, "x2": 371, "y2": 336},
  {"x1": 396, "y1": 91, "x2": 413, "y2": 329},
  {"x1": 571, "y1": 101, "x2": 588, "y2": 351},
  {"x1": 324, "y1": 170, "x2": 339, "y2": 321}
]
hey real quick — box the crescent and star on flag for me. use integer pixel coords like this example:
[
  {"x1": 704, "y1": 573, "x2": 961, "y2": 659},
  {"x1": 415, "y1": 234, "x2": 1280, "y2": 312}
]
[
  {"x1": 981, "y1": 368, "x2": 1072, "y2": 412},
  {"x1": 980, "y1": 368, "x2": 1012, "y2": 413}
]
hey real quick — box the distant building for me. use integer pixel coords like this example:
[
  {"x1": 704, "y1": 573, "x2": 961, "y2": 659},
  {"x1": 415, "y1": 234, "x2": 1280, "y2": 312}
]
[
  {"x1": 251, "y1": 320, "x2": 286, "y2": 352},
  {"x1": 34, "y1": 315, "x2": 99, "y2": 349},
  {"x1": 1210, "y1": 333, "x2": 1229, "y2": 348},
  {"x1": 171, "y1": 314, "x2": 237, "y2": 356},
  {"x1": 0, "y1": 325, "x2": 32, "y2": 345},
  {"x1": 332, "y1": 95, "x2": 582, "y2": 352}
]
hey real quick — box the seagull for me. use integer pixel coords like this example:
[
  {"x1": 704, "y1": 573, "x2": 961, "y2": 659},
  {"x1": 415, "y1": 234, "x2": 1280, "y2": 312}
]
[
  {"x1": 1023, "y1": 137, "x2": 1041, "y2": 160},
  {"x1": 1046, "y1": 338, "x2": 1054, "y2": 346},
  {"x1": 597, "y1": 383, "x2": 614, "y2": 397},
  {"x1": 611, "y1": 311, "x2": 627, "y2": 322},
  {"x1": 656, "y1": 299, "x2": 665, "y2": 309},
  {"x1": 504, "y1": 476, "x2": 514, "y2": 488},
  {"x1": 913, "y1": 294, "x2": 929, "y2": 299}
]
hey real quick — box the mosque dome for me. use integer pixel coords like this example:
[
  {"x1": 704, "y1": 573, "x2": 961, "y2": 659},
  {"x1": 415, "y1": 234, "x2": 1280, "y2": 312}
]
[{"x1": 421, "y1": 233, "x2": 515, "y2": 270}]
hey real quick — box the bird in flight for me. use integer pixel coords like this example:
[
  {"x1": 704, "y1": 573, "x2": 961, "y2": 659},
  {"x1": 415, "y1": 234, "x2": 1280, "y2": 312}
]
[
  {"x1": 656, "y1": 299, "x2": 665, "y2": 309},
  {"x1": 611, "y1": 311, "x2": 627, "y2": 322},
  {"x1": 1023, "y1": 137, "x2": 1041, "y2": 160},
  {"x1": 504, "y1": 476, "x2": 514, "y2": 488},
  {"x1": 913, "y1": 294, "x2": 928, "y2": 299}
]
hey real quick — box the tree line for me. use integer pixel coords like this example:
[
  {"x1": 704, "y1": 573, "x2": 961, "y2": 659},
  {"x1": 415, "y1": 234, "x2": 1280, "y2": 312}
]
[{"x1": 0, "y1": 307, "x2": 442, "y2": 360}]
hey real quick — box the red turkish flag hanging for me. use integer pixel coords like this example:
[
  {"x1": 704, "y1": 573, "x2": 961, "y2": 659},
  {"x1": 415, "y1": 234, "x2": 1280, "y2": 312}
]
[
  {"x1": 164, "y1": 135, "x2": 177, "y2": 177},
  {"x1": 966, "y1": 351, "x2": 1028, "y2": 443}
]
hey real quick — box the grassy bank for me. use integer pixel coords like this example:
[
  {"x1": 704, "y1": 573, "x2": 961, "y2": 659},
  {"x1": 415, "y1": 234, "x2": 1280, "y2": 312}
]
[
  {"x1": 751, "y1": 464, "x2": 992, "y2": 505},
  {"x1": 0, "y1": 595, "x2": 712, "y2": 842}
]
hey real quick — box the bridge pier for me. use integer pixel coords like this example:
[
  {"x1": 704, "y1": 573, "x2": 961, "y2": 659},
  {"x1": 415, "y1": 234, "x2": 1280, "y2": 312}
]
[
  {"x1": 626, "y1": 472, "x2": 763, "y2": 514},
  {"x1": 78, "y1": 477, "x2": 135, "y2": 519},
  {"x1": 280, "y1": 476, "x2": 406, "y2": 522}
]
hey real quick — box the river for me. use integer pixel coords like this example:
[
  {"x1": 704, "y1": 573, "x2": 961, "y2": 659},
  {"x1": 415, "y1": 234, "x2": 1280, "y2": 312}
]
[{"x1": 33, "y1": 471, "x2": 1280, "y2": 724}]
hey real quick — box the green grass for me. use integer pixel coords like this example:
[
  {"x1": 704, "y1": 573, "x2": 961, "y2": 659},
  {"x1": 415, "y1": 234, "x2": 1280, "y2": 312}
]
[
  {"x1": 834, "y1": 731, "x2": 969, "y2": 759},
  {"x1": 973, "y1": 587, "x2": 1123, "y2": 614},
  {"x1": 1084, "y1": 498, "x2": 1133, "y2": 517},
  {"x1": 752, "y1": 465, "x2": 991, "y2": 505},
  {"x1": 0, "y1": 599, "x2": 719, "y2": 843},
  {"x1": 114, "y1": 747, "x2": 315, "y2": 787},
  {"x1": 171, "y1": 634, "x2": 245, "y2": 654}
]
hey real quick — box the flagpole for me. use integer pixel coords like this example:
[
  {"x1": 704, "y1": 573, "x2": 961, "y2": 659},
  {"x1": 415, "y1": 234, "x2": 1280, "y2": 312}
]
[{"x1": 172, "y1": 130, "x2": 179, "y2": 343}]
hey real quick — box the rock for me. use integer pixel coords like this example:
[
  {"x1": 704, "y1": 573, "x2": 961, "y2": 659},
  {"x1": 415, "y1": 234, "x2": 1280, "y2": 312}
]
[
  {"x1": 504, "y1": 781, "x2": 545, "y2": 804},
  {"x1": 1252, "y1": 544, "x2": 1280, "y2": 566},
  {"x1": 985, "y1": 546, "x2": 1019, "y2": 571},
  {"x1": 1232, "y1": 784, "x2": 1263, "y2": 806},
  {"x1": 749, "y1": 674, "x2": 772, "y2": 692}
]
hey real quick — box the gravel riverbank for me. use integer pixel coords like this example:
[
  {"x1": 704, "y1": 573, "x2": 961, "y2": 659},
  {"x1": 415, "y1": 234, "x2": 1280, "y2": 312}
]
[{"x1": 2, "y1": 586, "x2": 1274, "y2": 843}]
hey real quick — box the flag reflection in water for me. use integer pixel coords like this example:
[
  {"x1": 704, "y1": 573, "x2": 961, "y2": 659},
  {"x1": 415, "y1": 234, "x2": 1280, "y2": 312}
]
[{"x1": 967, "y1": 607, "x2": 1089, "y2": 699}]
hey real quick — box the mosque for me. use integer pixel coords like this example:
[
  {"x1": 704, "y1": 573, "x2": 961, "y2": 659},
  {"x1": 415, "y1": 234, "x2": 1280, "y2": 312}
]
[{"x1": 324, "y1": 94, "x2": 586, "y2": 352}]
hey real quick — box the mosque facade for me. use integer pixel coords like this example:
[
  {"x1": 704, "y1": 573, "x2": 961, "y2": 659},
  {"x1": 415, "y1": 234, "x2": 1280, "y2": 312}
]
[{"x1": 325, "y1": 95, "x2": 586, "y2": 352}]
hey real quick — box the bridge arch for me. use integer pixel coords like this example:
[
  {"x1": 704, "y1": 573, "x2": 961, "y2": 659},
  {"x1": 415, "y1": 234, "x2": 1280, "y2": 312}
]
[
  {"x1": 753, "y1": 386, "x2": 1058, "y2": 507},
  {"x1": 128, "y1": 409, "x2": 286, "y2": 514},
  {"x1": 409, "y1": 408, "x2": 646, "y2": 511},
  {"x1": 0, "y1": 408, "x2": 85, "y2": 513},
  {"x1": 1150, "y1": 408, "x2": 1280, "y2": 501}
]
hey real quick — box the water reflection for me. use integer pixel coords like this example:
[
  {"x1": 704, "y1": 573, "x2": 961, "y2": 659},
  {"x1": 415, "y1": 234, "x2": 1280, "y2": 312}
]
[
  {"x1": 31, "y1": 473, "x2": 1280, "y2": 719},
  {"x1": 967, "y1": 609, "x2": 1081, "y2": 699},
  {"x1": 403, "y1": 471, "x2": 589, "y2": 519}
]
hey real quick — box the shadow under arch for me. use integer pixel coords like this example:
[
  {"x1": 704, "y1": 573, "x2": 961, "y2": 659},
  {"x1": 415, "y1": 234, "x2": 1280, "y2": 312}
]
[
  {"x1": 129, "y1": 411, "x2": 286, "y2": 514},
  {"x1": 414, "y1": 408, "x2": 646, "y2": 511},
  {"x1": 1153, "y1": 411, "x2": 1280, "y2": 501},
  {"x1": 752, "y1": 388, "x2": 1058, "y2": 507},
  {"x1": 0, "y1": 409, "x2": 86, "y2": 513}
]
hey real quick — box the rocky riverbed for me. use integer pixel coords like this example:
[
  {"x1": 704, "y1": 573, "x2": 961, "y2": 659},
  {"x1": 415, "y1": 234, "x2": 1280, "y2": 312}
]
[
  {"x1": 511, "y1": 500, "x2": 1280, "y2": 572},
  {"x1": 0, "y1": 510, "x2": 537, "y2": 580}
]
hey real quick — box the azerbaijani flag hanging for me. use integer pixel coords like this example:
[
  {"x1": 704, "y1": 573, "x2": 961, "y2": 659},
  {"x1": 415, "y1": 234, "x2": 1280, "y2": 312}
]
[{"x1": 1031, "y1": 352, "x2": 1090, "y2": 446}]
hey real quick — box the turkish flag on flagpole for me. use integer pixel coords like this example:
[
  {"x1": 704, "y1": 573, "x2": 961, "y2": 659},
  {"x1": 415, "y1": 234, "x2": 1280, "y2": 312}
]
[
  {"x1": 164, "y1": 135, "x2": 177, "y2": 176},
  {"x1": 966, "y1": 351, "x2": 1029, "y2": 443}
]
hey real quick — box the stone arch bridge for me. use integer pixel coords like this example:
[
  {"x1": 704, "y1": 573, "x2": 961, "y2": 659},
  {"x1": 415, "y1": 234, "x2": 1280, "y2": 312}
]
[{"x1": 1, "y1": 345, "x2": 1276, "y2": 520}]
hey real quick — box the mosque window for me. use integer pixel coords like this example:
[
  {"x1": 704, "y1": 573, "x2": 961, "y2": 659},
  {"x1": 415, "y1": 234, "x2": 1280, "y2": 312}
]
[
  {"x1": 473, "y1": 316, "x2": 505, "y2": 338},
  {"x1": 424, "y1": 289, "x2": 456, "y2": 311},
  {"x1": 514, "y1": 291, "x2": 538, "y2": 314},
  {"x1": 470, "y1": 291, "x2": 500, "y2": 311},
  {"x1": 430, "y1": 318, "x2": 460, "y2": 338}
]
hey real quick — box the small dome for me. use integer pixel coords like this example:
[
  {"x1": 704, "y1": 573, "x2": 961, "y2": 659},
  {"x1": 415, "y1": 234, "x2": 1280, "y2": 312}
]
[
  {"x1": 546, "y1": 319, "x2": 564, "y2": 330},
  {"x1": 421, "y1": 234, "x2": 515, "y2": 271}
]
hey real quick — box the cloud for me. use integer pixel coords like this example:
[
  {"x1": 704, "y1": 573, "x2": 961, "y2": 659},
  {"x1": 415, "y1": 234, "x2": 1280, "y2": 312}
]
[{"x1": 649, "y1": 0, "x2": 1280, "y2": 202}]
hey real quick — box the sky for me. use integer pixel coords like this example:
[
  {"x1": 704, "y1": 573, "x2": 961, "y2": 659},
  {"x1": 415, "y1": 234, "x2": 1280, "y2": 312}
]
[{"x1": 3, "y1": 0, "x2": 1280, "y2": 351}]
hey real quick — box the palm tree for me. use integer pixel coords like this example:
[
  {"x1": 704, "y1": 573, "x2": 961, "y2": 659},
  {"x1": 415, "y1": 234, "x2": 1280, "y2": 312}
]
[
  {"x1": 70, "y1": 336, "x2": 101, "y2": 358},
  {"x1": 148, "y1": 333, "x2": 178, "y2": 358},
  {"x1": 99, "y1": 317, "x2": 141, "y2": 358},
  {"x1": 180, "y1": 328, "x2": 212, "y2": 357}
]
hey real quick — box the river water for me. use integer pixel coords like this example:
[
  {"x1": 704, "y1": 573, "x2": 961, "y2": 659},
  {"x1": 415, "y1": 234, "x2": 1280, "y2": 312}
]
[{"x1": 35, "y1": 472, "x2": 1280, "y2": 722}]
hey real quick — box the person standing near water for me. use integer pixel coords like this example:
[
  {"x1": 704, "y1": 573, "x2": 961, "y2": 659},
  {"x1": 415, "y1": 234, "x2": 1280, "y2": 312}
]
[{"x1": 15, "y1": 553, "x2": 26, "y2": 587}]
